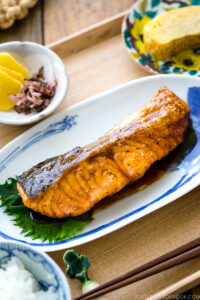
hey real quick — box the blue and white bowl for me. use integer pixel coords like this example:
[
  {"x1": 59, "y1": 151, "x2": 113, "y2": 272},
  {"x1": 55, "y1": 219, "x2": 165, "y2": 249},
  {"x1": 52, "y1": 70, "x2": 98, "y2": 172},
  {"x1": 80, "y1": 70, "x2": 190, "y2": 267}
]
[{"x1": 0, "y1": 241, "x2": 71, "y2": 300}]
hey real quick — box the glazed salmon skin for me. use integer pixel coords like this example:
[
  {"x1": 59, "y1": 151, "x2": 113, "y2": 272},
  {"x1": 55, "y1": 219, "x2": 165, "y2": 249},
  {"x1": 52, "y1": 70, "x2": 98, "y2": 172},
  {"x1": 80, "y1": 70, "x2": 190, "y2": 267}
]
[{"x1": 17, "y1": 88, "x2": 190, "y2": 218}]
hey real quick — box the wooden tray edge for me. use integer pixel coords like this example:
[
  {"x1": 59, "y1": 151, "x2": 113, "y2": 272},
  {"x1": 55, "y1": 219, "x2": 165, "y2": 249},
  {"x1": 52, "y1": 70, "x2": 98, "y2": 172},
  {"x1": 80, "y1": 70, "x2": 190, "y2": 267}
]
[
  {"x1": 152, "y1": 270, "x2": 200, "y2": 299},
  {"x1": 47, "y1": 10, "x2": 128, "y2": 56}
]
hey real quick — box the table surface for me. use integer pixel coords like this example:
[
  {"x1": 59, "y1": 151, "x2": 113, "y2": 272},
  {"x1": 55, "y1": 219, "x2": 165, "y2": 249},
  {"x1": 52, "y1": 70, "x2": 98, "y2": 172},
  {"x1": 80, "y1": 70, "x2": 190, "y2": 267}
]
[
  {"x1": 0, "y1": 0, "x2": 134, "y2": 45},
  {"x1": 0, "y1": 0, "x2": 199, "y2": 298}
]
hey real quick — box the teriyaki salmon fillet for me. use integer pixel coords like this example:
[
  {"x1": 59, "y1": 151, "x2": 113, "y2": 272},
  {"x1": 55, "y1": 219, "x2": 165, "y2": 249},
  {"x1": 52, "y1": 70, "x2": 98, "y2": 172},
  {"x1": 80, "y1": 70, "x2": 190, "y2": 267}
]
[{"x1": 17, "y1": 88, "x2": 190, "y2": 218}]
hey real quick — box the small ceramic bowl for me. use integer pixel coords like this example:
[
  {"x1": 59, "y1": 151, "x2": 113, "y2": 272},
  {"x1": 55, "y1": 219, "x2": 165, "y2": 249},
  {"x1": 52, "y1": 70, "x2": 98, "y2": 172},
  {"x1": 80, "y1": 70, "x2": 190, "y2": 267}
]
[
  {"x1": 0, "y1": 41, "x2": 68, "y2": 125},
  {"x1": 0, "y1": 241, "x2": 71, "y2": 299}
]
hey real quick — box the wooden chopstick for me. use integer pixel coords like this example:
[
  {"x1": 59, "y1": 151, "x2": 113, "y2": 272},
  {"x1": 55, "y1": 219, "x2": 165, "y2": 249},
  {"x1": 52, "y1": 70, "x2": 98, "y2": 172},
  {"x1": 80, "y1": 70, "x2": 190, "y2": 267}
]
[{"x1": 73, "y1": 237, "x2": 200, "y2": 300}]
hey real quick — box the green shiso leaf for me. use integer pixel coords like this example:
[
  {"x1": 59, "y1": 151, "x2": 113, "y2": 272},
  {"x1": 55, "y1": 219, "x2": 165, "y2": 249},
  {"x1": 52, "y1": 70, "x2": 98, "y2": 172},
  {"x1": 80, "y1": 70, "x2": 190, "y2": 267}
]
[{"x1": 0, "y1": 178, "x2": 93, "y2": 243}]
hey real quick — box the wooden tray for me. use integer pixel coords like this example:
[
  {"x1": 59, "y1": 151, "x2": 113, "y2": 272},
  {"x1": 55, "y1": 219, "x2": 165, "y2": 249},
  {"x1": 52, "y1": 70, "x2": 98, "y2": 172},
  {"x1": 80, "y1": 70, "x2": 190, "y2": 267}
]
[{"x1": 1, "y1": 11, "x2": 200, "y2": 299}]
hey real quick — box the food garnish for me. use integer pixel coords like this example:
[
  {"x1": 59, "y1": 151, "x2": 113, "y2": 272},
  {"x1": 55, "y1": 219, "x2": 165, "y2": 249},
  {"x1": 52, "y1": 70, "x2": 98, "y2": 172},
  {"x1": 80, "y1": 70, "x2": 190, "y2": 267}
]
[
  {"x1": 64, "y1": 250, "x2": 107, "y2": 299},
  {"x1": 0, "y1": 178, "x2": 93, "y2": 243},
  {"x1": 9, "y1": 67, "x2": 57, "y2": 114},
  {"x1": 17, "y1": 88, "x2": 190, "y2": 219},
  {"x1": 143, "y1": 6, "x2": 200, "y2": 60},
  {"x1": 0, "y1": 52, "x2": 57, "y2": 114}
]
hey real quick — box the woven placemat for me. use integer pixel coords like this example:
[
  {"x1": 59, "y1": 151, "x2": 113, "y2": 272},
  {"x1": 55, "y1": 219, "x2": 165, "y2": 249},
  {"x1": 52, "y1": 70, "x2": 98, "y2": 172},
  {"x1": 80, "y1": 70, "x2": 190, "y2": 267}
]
[{"x1": 0, "y1": 0, "x2": 38, "y2": 29}]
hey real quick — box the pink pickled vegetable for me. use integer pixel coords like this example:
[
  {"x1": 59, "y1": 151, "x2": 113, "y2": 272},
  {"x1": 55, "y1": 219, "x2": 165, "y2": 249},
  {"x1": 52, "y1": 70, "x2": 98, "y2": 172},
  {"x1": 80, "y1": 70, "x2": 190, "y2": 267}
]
[{"x1": 9, "y1": 67, "x2": 57, "y2": 114}]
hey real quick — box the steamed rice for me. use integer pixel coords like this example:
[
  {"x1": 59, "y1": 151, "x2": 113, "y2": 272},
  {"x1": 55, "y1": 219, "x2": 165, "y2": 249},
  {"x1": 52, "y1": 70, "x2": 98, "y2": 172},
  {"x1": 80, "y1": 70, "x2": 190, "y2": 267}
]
[{"x1": 0, "y1": 256, "x2": 58, "y2": 300}]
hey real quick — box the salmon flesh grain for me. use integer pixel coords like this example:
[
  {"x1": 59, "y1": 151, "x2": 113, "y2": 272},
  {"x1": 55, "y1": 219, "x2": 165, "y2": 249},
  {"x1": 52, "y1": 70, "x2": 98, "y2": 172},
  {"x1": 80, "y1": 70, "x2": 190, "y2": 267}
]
[{"x1": 17, "y1": 88, "x2": 190, "y2": 218}]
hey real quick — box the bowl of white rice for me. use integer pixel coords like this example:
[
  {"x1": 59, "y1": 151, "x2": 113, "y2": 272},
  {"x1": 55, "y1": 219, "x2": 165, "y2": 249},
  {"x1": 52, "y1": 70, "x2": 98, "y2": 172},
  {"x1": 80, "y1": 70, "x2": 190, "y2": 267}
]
[{"x1": 0, "y1": 241, "x2": 71, "y2": 300}]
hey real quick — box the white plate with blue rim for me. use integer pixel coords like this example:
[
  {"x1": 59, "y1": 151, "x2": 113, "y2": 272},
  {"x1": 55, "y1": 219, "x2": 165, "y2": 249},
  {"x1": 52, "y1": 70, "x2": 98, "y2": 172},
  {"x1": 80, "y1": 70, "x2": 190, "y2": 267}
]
[
  {"x1": 0, "y1": 75, "x2": 200, "y2": 252},
  {"x1": 0, "y1": 42, "x2": 68, "y2": 125}
]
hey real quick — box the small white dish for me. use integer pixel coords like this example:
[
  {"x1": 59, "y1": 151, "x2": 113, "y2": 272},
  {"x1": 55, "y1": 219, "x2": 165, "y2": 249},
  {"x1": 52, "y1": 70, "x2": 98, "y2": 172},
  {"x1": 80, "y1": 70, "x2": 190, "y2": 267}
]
[
  {"x1": 0, "y1": 241, "x2": 71, "y2": 299},
  {"x1": 0, "y1": 75, "x2": 200, "y2": 251},
  {"x1": 0, "y1": 41, "x2": 68, "y2": 125}
]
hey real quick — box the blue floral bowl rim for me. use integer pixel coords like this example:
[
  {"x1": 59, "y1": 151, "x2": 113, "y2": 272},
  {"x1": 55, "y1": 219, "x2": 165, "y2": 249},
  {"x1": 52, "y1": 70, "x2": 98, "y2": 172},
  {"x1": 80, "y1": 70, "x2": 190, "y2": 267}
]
[
  {"x1": 121, "y1": 3, "x2": 157, "y2": 75},
  {"x1": 0, "y1": 240, "x2": 72, "y2": 299}
]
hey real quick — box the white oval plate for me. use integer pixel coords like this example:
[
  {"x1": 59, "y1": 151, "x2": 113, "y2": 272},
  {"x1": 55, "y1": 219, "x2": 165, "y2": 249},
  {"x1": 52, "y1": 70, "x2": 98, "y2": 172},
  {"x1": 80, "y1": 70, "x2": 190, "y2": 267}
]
[{"x1": 0, "y1": 75, "x2": 200, "y2": 252}]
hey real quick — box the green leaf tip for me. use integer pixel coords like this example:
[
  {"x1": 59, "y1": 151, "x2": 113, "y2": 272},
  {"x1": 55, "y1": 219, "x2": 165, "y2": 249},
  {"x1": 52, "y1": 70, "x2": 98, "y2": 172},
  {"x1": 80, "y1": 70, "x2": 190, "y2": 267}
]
[{"x1": 63, "y1": 250, "x2": 91, "y2": 285}]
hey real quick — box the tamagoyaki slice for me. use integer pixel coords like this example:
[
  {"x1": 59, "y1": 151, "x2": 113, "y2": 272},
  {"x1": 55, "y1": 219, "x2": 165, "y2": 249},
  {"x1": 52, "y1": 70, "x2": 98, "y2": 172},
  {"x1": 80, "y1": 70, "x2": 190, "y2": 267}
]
[{"x1": 143, "y1": 6, "x2": 200, "y2": 60}]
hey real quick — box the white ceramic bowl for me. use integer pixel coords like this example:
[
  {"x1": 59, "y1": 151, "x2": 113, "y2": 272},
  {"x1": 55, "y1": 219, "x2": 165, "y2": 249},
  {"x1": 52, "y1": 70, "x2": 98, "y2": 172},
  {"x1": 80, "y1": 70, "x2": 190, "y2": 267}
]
[
  {"x1": 0, "y1": 241, "x2": 71, "y2": 299},
  {"x1": 0, "y1": 41, "x2": 68, "y2": 125}
]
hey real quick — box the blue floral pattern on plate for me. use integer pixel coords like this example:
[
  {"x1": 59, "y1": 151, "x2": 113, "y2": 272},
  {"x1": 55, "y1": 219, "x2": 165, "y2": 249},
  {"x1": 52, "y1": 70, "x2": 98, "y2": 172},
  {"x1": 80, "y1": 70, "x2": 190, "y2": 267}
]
[{"x1": 0, "y1": 114, "x2": 77, "y2": 173}]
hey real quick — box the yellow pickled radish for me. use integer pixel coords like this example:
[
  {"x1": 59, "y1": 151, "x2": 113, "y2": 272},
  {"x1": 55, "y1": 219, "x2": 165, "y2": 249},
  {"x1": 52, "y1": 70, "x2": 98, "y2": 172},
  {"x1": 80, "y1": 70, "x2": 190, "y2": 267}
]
[
  {"x1": 0, "y1": 70, "x2": 22, "y2": 111},
  {"x1": 0, "y1": 66, "x2": 24, "y2": 84},
  {"x1": 0, "y1": 52, "x2": 29, "y2": 79}
]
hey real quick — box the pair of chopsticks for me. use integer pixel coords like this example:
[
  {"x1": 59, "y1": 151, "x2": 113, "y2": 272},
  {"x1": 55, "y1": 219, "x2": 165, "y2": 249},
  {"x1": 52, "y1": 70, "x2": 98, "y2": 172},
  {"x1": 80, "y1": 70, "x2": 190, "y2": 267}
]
[{"x1": 74, "y1": 237, "x2": 200, "y2": 300}]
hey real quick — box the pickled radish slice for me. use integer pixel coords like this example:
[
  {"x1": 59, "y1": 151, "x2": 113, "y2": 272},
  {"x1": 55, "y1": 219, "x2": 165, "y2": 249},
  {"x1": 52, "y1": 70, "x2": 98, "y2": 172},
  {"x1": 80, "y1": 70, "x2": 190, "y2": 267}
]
[{"x1": 0, "y1": 70, "x2": 22, "y2": 111}]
